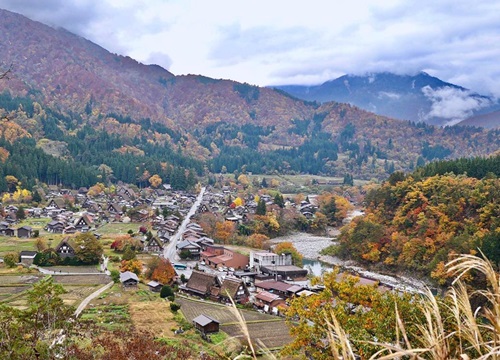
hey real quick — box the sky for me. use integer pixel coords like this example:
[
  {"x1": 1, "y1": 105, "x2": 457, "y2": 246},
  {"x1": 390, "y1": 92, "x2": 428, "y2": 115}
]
[{"x1": 1, "y1": 0, "x2": 500, "y2": 98}]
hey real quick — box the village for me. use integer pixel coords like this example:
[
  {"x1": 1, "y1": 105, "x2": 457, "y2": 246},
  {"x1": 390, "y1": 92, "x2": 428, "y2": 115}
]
[{"x1": 0, "y1": 180, "x2": 358, "y2": 352}]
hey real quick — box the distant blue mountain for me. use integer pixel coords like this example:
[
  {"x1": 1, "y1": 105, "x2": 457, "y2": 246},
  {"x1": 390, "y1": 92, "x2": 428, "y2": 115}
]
[{"x1": 273, "y1": 72, "x2": 500, "y2": 127}]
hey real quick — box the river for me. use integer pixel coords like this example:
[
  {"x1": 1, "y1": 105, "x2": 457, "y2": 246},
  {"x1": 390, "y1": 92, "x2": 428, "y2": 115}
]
[{"x1": 270, "y1": 222, "x2": 431, "y2": 294}]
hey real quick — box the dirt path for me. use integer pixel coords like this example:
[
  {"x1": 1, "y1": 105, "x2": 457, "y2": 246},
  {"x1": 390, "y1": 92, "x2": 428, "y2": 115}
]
[{"x1": 74, "y1": 281, "x2": 114, "y2": 317}]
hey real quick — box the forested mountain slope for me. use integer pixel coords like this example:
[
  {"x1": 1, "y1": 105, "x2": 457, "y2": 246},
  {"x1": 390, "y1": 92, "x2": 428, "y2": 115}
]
[
  {"x1": 0, "y1": 8, "x2": 498, "y2": 189},
  {"x1": 338, "y1": 155, "x2": 500, "y2": 284}
]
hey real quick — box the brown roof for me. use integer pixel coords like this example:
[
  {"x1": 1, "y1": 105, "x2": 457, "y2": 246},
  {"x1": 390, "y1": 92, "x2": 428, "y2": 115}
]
[
  {"x1": 255, "y1": 291, "x2": 281, "y2": 303},
  {"x1": 185, "y1": 270, "x2": 219, "y2": 295},
  {"x1": 219, "y1": 278, "x2": 244, "y2": 299},
  {"x1": 255, "y1": 280, "x2": 293, "y2": 293}
]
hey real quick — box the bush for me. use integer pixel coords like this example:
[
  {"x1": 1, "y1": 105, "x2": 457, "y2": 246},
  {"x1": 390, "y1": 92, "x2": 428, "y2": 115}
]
[
  {"x1": 167, "y1": 295, "x2": 175, "y2": 302},
  {"x1": 170, "y1": 302, "x2": 181, "y2": 312},
  {"x1": 160, "y1": 285, "x2": 174, "y2": 299},
  {"x1": 109, "y1": 255, "x2": 121, "y2": 263},
  {"x1": 110, "y1": 269, "x2": 120, "y2": 283},
  {"x1": 3, "y1": 252, "x2": 19, "y2": 268}
]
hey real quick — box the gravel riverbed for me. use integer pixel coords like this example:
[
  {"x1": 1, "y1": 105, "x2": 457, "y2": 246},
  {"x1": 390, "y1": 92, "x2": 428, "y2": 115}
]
[{"x1": 271, "y1": 231, "x2": 430, "y2": 294}]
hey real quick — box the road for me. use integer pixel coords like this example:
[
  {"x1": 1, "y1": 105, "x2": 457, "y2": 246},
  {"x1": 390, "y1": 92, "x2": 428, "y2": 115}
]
[{"x1": 163, "y1": 186, "x2": 206, "y2": 261}]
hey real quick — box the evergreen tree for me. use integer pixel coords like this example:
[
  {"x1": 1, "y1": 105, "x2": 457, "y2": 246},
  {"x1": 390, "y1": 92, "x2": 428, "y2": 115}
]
[
  {"x1": 256, "y1": 198, "x2": 267, "y2": 215},
  {"x1": 274, "y1": 193, "x2": 285, "y2": 208},
  {"x1": 16, "y1": 206, "x2": 26, "y2": 220}
]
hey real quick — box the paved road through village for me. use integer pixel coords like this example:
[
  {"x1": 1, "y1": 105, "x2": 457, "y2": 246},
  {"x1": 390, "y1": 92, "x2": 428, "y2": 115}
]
[{"x1": 163, "y1": 186, "x2": 206, "y2": 262}]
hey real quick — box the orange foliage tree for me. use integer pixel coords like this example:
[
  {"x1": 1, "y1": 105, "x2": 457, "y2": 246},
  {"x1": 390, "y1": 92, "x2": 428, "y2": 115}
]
[
  {"x1": 120, "y1": 259, "x2": 143, "y2": 275},
  {"x1": 214, "y1": 221, "x2": 236, "y2": 244},
  {"x1": 151, "y1": 258, "x2": 176, "y2": 285}
]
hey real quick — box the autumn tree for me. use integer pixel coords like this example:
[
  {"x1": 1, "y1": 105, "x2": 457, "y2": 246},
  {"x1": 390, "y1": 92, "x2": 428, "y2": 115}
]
[
  {"x1": 274, "y1": 241, "x2": 303, "y2": 267},
  {"x1": 214, "y1": 220, "x2": 236, "y2": 244},
  {"x1": 148, "y1": 174, "x2": 162, "y2": 188},
  {"x1": 3, "y1": 252, "x2": 18, "y2": 267},
  {"x1": 5, "y1": 175, "x2": 18, "y2": 192},
  {"x1": 151, "y1": 258, "x2": 176, "y2": 285},
  {"x1": 87, "y1": 182, "x2": 106, "y2": 197},
  {"x1": 246, "y1": 233, "x2": 270, "y2": 249},
  {"x1": 284, "y1": 269, "x2": 422, "y2": 359},
  {"x1": 73, "y1": 233, "x2": 103, "y2": 265},
  {"x1": 237, "y1": 174, "x2": 249, "y2": 187},
  {"x1": 35, "y1": 238, "x2": 48, "y2": 252},
  {"x1": 120, "y1": 259, "x2": 143, "y2": 275}
]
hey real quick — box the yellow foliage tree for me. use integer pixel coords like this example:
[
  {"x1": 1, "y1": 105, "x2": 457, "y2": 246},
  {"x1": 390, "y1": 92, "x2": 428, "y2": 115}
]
[
  {"x1": 233, "y1": 197, "x2": 244, "y2": 207},
  {"x1": 148, "y1": 174, "x2": 162, "y2": 188},
  {"x1": 120, "y1": 259, "x2": 143, "y2": 275}
]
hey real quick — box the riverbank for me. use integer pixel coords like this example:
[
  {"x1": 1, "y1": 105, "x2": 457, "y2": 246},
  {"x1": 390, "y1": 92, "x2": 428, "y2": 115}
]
[{"x1": 271, "y1": 232, "x2": 431, "y2": 294}]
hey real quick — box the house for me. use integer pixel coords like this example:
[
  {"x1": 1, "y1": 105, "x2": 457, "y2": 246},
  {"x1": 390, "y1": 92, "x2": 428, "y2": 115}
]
[
  {"x1": 254, "y1": 291, "x2": 287, "y2": 315},
  {"x1": 0, "y1": 221, "x2": 16, "y2": 236},
  {"x1": 183, "y1": 270, "x2": 220, "y2": 298},
  {"x1": 147, "y1": 280, "x2": 163, "y2": 292},
  {"x1": 193, "y1": 314, "x2": 219, "y2": 334},
  {"x1": 107, "y1": 203, "x2": 123, "y2": 215},
  {"x1": 255, "y1": 280, "x2": 295, "y2": 299},
  {"x1": 55, "y1": 237, "x2": 76, "y2": 258},
  {"x1": 120, "y1": 271, "x2": 139, "y2": 288},
  {"x1": 45, "y1": 220, "x2": 65, "y2": 233},
  {"x1": 250, "y1": 251, "x2": 308, "y2": 280},
  {"x1": 143, "y1": 237, "x2": 164, "y2": 253},
  {"x1": 17, "y1": 226, "x2": 33, "y2": 238},
  {"x1": 20, "y1": 250, "x2": 37, "y2": 266},
  {"x1": 176, "y1": 240, "x2": 201, "y2": 259},
  {"x1": 200, "y1": 244, "x2": 249, "y2": 270},
  {"x1": 73, "y1": 214, "x2": 93, "y2": 233},
  {"x1": 46, "y1": 198, "x2": 66, "y2": 210},
  {"x1": 218, "y1": 277, "x2": 249, "y2": 304}
]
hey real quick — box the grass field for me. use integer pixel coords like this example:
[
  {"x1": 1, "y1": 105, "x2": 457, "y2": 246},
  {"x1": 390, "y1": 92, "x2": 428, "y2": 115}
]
[{"x1": 97, "y1": 222, "x2": 146, "y2": 235}]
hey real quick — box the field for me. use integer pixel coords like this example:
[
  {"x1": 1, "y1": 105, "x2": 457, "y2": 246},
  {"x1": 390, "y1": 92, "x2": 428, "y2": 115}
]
[
  {"x1": 129, "y1": 301, "x2": 176, "y2": 338},
  {"x1": 97, "y1": 222, "x2": 145, "y2": 235},
  {"x1": 177, "y1": 296, "x2": 292, "y2": 350}
]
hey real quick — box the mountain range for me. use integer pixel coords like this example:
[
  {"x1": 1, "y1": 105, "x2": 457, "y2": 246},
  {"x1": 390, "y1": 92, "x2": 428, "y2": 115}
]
[
  {"x1": 273, "y1": 72, "x2": 500, "y2": 128},
  {"x1": 0, "y1": 8, "x2": 498, "y2": 186}
]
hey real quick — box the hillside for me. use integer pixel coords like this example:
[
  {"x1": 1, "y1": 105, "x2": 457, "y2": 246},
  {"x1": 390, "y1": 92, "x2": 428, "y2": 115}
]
[
  {"x1": 274, "y1": 72, "x2": 500, "y2": 126},
  {"x1": 0, "y1": 8, "x2": 498, "y2": 189},
  {"x1": 458, "y1": 110, "x2": 500, "y2": 129},
  {"x1": 338, "y1": 155, "x2": 500, "y2": 283}
]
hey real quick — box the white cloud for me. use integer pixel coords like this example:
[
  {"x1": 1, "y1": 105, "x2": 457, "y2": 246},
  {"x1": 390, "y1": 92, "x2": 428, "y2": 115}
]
[{"x1": 421, "y1": 86, "x2": 492, "y2": 125}]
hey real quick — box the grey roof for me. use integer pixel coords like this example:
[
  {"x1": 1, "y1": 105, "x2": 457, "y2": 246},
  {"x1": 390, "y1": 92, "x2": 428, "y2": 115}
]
[
  {"x1": 193, "y1": 314, "x2": 219, "y2": 327},
  {"x1": 119, "y1": 271, "x2": 139, "y2": 283},
  {"x1": 177, "y1": 240, "x2": 201, "y2": 250},
  {"x1": 147, "y1": 280, "x2": 162, "y2": 287}
]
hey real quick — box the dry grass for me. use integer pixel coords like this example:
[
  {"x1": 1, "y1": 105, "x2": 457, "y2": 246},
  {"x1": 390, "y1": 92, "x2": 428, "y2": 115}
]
[
  {"x1": 58, "y1": 285, "x2": 102, "y2": 306},
  {"x1": 319, "y1": 253, "x2": 500, "y2": 360},
  {"x1": 129, "y1": 301, "x2": 176, "y2": 338}
]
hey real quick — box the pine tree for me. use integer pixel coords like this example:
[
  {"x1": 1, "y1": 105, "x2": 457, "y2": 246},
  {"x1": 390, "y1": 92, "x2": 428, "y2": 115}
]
[{"x1": 256, "y1": 198, "x2": 267, "y2": 215}]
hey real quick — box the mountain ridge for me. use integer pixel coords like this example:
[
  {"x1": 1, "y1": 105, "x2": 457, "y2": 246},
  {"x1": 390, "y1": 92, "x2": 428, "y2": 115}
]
[
  {"x1": 0, "y1": 8, "x2": 498, "y2": 186},
  {"x1": 273, "y1": 72, "x2": 500, "y2": 127}
]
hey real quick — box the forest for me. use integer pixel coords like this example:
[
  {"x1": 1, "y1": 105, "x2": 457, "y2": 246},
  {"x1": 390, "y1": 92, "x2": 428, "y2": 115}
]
[{"x1": 337, "y1": 155, "x2": 500, "y2": 284}]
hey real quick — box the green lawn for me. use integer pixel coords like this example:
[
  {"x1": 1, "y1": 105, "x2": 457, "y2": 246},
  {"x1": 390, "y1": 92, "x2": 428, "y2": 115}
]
[
  {"x1": 0, "y1": 237, "x2": 37, "y2": 256},
  {"x1": 97, "y1": 222, "x2": 146, "y2": 235}
]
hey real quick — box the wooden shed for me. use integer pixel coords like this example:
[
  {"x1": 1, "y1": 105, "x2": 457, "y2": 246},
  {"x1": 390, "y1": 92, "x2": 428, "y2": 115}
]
[
  {"x1": 193, "y1": 314, "x2": 220, "y2": 334},
  {"x1": 119, "y1": 271, "x2": 139, "y2": 288}
]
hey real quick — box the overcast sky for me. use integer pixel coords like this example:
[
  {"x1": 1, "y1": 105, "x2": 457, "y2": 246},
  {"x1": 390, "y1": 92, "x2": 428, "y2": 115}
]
[{"x1": 1, "y1": 0, "x2": 500, "y2": 97}]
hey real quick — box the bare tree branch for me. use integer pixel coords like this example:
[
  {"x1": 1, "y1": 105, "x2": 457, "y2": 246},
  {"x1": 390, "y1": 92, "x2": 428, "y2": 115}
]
[{"x1": 0, "y1": 63, "x2": 13, "y2": 80}]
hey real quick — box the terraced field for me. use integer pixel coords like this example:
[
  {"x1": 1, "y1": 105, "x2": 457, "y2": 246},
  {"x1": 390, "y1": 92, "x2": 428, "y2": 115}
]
[{"x1": 176, "y1": 296, "x2": 292, "y2": 350}]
